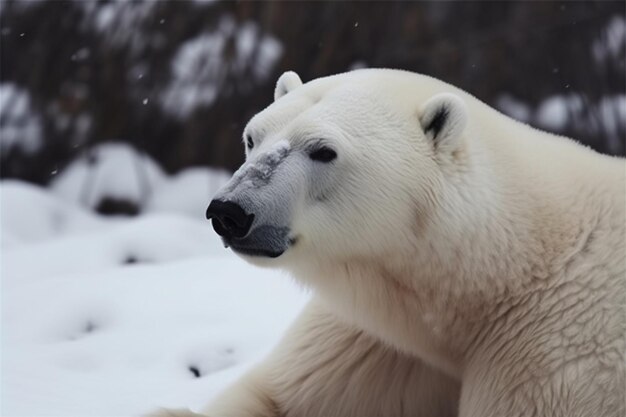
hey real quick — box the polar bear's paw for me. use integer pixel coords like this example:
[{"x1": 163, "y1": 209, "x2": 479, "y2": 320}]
[{"x1": 142, "y1": 408, "x2": 207, "y2": 417}]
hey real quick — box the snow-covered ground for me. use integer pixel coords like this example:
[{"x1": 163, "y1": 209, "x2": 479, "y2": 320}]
[{"x1": 1, "y1": 168, "x2": 309, "y2": 416}]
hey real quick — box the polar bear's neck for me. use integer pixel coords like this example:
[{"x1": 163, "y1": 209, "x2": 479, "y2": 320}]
[{"x1": 303, "y1": 175, "x2": 539, "y2": 377}]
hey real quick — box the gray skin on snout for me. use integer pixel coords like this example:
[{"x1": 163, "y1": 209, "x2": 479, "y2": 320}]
[{"x1": 207, "y1": 143, "x2": 303, "y2": 258}]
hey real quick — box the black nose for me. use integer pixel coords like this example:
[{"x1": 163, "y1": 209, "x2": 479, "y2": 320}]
[{"x1": 206, "y1": 199, "x2": 254, "y2": 239}]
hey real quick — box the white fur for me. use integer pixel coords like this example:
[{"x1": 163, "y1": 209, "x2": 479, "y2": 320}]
[
  {"x1": 419, "y1": 92, "x2": 467, "y2": 152},
  {"x1": 150, "y1": 69, "x2": 626, "y2": 417},
  {"x1": 274, "y1": 71, "x2": 303, "y2": 101}
]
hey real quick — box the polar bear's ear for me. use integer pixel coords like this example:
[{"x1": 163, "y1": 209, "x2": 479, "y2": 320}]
[
  {"x1": 419, "y1": 93, "x2": 467, "y2": 151},
  {"x1": 274, "y1": 71, "x2": 303, "y2": 101}
]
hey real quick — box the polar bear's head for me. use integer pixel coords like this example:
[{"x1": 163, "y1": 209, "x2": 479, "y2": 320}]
[{"x1": 206, "y1": 69, "x2": 468, "y2": 270}]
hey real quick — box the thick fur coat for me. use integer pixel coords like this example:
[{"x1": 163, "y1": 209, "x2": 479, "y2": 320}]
[{"x1": 149, "y1": 69, "x2": 626, "y2": 417}]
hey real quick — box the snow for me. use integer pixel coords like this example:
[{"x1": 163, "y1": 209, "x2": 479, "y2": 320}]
[
  {"x1": 2, "y1": 214, "x2": 221, "y2": 286},
  {"x1": 236, "y1": 22, "x2": 283, "y2": 81},
  {"x1": 535, "y1": 94, "x2": 625, "y2": 153},
  {"x1": 85, "y1": 1, "x2": 158, "y2": 54},
  {"x1": 596, "y1": 95, "x2": 626, "y2": 145},
  {"x1": 593, "y1": 16, "x2": 626, "y2": 64},
  {"x1": 0, "y1": 83, "x2": 43, "y2": 155},
  {"x1": 50, "y1": 142, "x2": 166, "y2": 212},
  {"x1": 145, "y1": 167, "x2": 231, "y2": 218},
  {"x1": 160, "y1": 30, "x2": 224, "y2": 118},
  {"x1": 49, "y1": 142, "x2": 233, "y2": 218},
  {"x1": 535, "y1": 95, "x2": 571, "y2": 130},
  {"x1": 160, "y1": 16, "x2": 282, "y2": 119},
  {"x1": 535, "y1": 94, "x2": 584, "y2": 131},
  {"x1": 1, "y1": 180, "x2": 104, "y2": 248},
  {"x1": 1, "y1": 179, "x2": 309, "y2": 416}
]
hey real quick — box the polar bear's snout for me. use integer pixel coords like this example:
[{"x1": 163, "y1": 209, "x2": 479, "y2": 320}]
[
  {"x1": 206, "y1": 199, "x2": 254, "y2": 239},
  {"x1": 206, "y1": 142, "x2": 301, "y2": 259}
]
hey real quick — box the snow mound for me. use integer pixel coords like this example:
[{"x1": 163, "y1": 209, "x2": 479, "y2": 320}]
[
  {"x1": 50, "y1": 142, "x2": 166, "y2": 213},
  {"x1": 50, "y1": 142, "x2": 230, "y2": 218},
  {"x1": 1, "y1": 180, "x2": 309, "y2": 416},
  {"x1": 2, "y1": 213, "x2": 225, "y2": 286},
  {"x1": 145, "y1": 167, "x2": 231, "y2": 219},
  {"x1": 3, "y1": 258, "x2": 307, "y2": 416},
  {"x1": 1, "y1": 180, "x2": 104, "y2": 247}
]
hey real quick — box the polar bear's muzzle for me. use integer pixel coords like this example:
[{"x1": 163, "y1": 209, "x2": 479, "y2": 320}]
[{"x1": 205, "y1": 141, "x2": 298, "y2": 258}]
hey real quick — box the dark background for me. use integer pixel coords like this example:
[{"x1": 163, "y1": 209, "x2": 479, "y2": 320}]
[{"x1": 1, "y1": 0, "x2": 624, "y2": 185}]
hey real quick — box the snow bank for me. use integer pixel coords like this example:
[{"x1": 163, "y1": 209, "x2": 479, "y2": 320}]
[
  {"x1": 3, "y1": 258, "x2": 307, "y2": 416},
  {"x1": 1, "y1": 180, "x2": 104, "y2": 247},
  {"x1": 50, "y1": 142, "x2": 166, "y2": 212},
  {"x1": 49, "y1": 142, "x2": 230, "y2": 218},
  {"x1": 2, "y1": 213, "x2": 224, "y2": 286},
  {"x1": 1, "y1": 180, "x2": 309, "y2": 416}
]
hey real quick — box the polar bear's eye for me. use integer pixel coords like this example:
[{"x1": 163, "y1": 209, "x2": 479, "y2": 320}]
[
  {"x1": 309, "y1": 146, "x2": 337, "y2": 163},
  {"x1": 246, "y1": 135, "x2": 254, "y2": 150}
]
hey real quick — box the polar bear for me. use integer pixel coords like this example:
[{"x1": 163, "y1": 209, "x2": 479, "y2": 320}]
[{"x1": 151, "y1": 69, "x2": 626, "y2": 417}]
